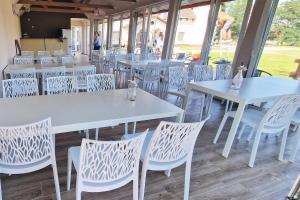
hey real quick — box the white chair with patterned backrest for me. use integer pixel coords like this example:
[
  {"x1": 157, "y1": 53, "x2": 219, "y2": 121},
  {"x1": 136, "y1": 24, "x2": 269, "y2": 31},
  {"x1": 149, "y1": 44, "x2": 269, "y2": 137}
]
[
  {"x1": 61, "y1": 56, "x2": 74, "y2": 64},
  {"x1": 40, "y1": 56, "x2": 57, "y2": 65},
  {"x1": 215, "y1": 63, "x2": 232, "y2": 80},
  {"x1": 139, "y1": 119, "x2": 208, "y2": 200},
  {"x1": 290, "y1": 110, "x2": 300, "y2": 162},
  {"x1": 38, "y1": 51, "x2": 50, "y2": 57},
  {"x1": 67, "y1": 130, "x2": 148, "y2": 200},
  {"x1": 0, "y1": 118, "x2": 61, "y2": 200},
  {"x1": 73, "y1": 66, "x2": 96, "y2": 90},
  {"x1": 137, "y1": 63, "x2": 161, "y2": 96},
  {"x1": 13, "y1": 56, "x2": 34, "y2": 65},
  {"x1": 46, "y1": 76, "x2": 78, "y2": 95},
  {"x1": 6, "y1": 68, "x2": 36, "y2": 79},
  {"x1": 41, "y1": 66, "x2": 66, "y2": 94},
  {"x1": 21, "y1": 51, "x2": 34, "y2": 57},
  {"x1": 167, "y1": 64, "x2": 189, "y2": 108},
  {"x1": 87, "y1": 74, "x2": 115, "y2": 92},
  {"x1": 2, "y1": 78, "x2": 39, "y2": 98},
  {"x1": 214, "y1": 95, "x2": 300, "y2": 167}
]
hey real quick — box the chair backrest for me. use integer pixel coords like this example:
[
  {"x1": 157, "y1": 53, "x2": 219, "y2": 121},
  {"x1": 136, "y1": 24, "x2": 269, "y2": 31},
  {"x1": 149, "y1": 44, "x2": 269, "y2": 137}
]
[
  {"x1": 73, "y1": 66, "x2": 96, "y2": 88},
  {"x1": 7, "y1": 68, "x2": 36, "y2": 79},
  {"x1": 87, "y1": 74, "x2": 115, "y2": 92},
  {"x1": 61, "y1": 56, "x2": 74, "y2": 64},
  {"x1": 46, "y1": 76, "x2": 78, "y2": 95},
  {"x1": 0, "y1": 118, "x2": 54, "y2": 166},
  {"x1": 216, "y1": 63, "x2": 232, "y2": 80},
  {"x1": 38, "y1": 51, "x2": 50, "y2": 57},
  {"x1": 143, "y1": 63, "x2": 161, "y2": 82},
  {"x1": 168, "y1": 66, "x2": 188, "y2": 91},
  {"x1": 194, "y1": 64, "x2": 213, "y2": 82},
  {"x1": 41, "y1": 67, "x2": 66, "y2": 91},
  {"x1": 78, "y1": 130, "x2": 147, "y2": 183},
  {"x1": 13, "y1": 56, "x2": 34, "y2": 65},
  {"x1": 262, "y1": 95, "x2": 300, "y2": 130},
  {"x1": 144, "y1": 121, "x2": 207, "y2": 164},
  {"x1": 2, "y1": 78, "x2": 39, "y2": 98},
  {"x1": 40, "y1": 56, "x2": 57, "y2": 65},
  {"x1": 21, "y1": 51, "x2": 34, "y2": 57}
]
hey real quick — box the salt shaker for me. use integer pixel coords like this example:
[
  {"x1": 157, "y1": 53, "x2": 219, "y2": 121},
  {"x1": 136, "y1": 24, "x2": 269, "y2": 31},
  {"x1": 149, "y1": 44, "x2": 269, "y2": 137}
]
[{"x1": 127, "y1": 80, "x2": 137, "y2": 101}]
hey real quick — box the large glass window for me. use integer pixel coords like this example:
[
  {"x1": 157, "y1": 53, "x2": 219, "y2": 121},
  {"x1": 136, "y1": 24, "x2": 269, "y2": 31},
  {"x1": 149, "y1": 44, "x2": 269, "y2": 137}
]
[
  {"x1": 112, "y1": 16, "x2": 121, "y2": 48},
  {"x1": 173, "y1": 3, "x2": 210, "y2": 61},
  {"x1": 120, "y1": 12, "x2": 130, "y2": 53},
  {"x1": 258, "y1": 0, "x2": 300, "y2": 77},
  {"x1": 208, "y1": 0, "x2": 249, "y2": 65}
]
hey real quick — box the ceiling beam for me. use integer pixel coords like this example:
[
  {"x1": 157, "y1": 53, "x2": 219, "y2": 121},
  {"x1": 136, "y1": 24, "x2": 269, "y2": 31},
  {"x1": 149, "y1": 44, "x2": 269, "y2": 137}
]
[
  {"x1": 18, "y1": 0, "x2": 114, "y2": 10},
  {"x1": 30, "y1": 7, "x2": 94, "y2": 14}
]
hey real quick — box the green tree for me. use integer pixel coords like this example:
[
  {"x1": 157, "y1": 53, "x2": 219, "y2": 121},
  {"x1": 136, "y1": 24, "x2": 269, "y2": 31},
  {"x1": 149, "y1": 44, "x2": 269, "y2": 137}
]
[{"x1": 270, "y1": 0, "x2": 300, "y2": 46}]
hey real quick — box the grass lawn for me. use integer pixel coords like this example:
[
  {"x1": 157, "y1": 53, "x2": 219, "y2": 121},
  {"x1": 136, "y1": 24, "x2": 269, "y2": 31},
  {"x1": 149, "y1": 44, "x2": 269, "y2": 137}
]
[{"x1": 177, "y1": 45, "x2": 300, "y2": 77}]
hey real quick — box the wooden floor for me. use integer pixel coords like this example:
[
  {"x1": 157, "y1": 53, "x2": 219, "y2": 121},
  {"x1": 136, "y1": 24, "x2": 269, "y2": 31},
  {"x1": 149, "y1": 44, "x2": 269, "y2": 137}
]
[{"x1": 2, "y1": 93, "x2": 300, "y2": 200}]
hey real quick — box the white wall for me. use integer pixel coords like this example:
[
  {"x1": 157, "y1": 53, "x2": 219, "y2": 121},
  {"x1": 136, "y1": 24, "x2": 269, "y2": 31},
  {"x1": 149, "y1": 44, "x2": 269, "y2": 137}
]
[{"x1": 0, "y1": 0, "x2": 21, "y2": 79}]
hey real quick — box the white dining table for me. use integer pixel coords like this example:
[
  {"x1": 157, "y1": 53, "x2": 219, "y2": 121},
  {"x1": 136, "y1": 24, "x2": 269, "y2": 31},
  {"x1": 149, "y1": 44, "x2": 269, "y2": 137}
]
[
  {"x1": 0, "y1": 89, "x2": 184, "y2": 134},
  {"x1": 185, "y1": 76, "x2": 300, "y2": 158}
]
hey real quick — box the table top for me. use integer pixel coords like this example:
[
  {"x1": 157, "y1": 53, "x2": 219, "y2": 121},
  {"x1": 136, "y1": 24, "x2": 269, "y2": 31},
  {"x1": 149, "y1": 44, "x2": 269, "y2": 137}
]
[
  {"x1": 189, "y1": 76, "x2": 300, "y2": 104},
  {"x1": 0, "y1": 89, "x2": 183, "y2": 133}
]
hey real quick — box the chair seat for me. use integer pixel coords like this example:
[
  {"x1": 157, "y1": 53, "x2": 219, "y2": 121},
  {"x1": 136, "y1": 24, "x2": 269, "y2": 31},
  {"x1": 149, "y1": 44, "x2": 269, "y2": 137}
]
[{"x1": 228, "y1": 108, "x2": 265, "y2": 128}]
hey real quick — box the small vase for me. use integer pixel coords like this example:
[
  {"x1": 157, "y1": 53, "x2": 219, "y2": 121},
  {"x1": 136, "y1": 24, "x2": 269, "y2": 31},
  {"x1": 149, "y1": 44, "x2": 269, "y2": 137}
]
[{"x1": 232, "y1": 69, "x2": 244, "y2": 90}]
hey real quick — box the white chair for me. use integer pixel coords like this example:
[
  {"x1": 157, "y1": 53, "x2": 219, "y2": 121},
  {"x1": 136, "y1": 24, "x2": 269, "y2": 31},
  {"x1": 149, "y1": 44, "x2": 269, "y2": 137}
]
[
  {"x1": 40, "y1": 56, "x2": 57, "y2": 65},
  {"x1": 86, "y1": 74, "x2": 115, "y2": 92},
  {"x1": 136, "y1": 63, "x2": 161, "y2": 96},
  {"x1": 167, "y1": 65, "x2": 189, "y2": 108},
  {"x1": 21, "y1": 51, "x2": 34, "y2": 57},
  {"x1": 61, "y1": 56, "x2": 74, "y2": 64},
  {"x1": 215, "y1": 63, "x2": 232, "y2": 80},
  {"x1": 86, "y1": 74, "x2": 135, "y2": 139},
  {"x1": 6, "y1": 68, "x2": 36, "y2": 79},
  {"x1": 46, "y1": 76, "x2": 78, "y2": 95},
  {"x1": 0, "y1": 118, "x2": 61, "y2": 200},
  {"x1": 290, "y1": 110, "x2": 300, "y2": 162},
  {"x1": 139, "y1": 119, "x2": 208, "y2": 200},
  {"x1": 2, "y1": 78, "x2": 39, "y2": 98},
  {"x1": 193, "y1": 64, "x2": 214, "y2": 82},
  {"x1": 41, "y1": 66, "x2": 66, "y2": 94},
  {"x1": 38, "y1": 51, "x2": 50, "y2": 57},
  {"x1": 214, "y1": 95, "x2": 300, "y2": 167},
  {"x1": 67, "y1": 130, "x2": 147, "y2": 200},
  {"x1": 73, "y1": 66, "x2": 96, "y2": 90},
  {"x1": 13, "y1": 56, "x2": 34, "y2": 65}
]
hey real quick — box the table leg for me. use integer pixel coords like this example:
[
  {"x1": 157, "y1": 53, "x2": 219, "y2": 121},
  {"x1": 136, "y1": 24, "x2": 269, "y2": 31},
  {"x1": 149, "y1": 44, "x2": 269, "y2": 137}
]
[
  {"x1": 182, "y1": 87, "x2": 192, "y2": 121},
  {"x1": 222, "y1": 102, "x2": 246, "y2": 158},
  {"x1": 176, "y1": 112, "x2": 184, "y2": 123}
]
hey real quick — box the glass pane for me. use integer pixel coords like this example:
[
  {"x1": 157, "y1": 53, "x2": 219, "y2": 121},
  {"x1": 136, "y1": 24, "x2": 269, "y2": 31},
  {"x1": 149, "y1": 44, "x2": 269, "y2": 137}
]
[
  {"x1": 208, "y1": 0, "x2": 248, "y2": 65},
  {"x1": 121, "y1": 16, "x2": 130, "y2": 52},
  {"x1": 258, "y1": 0, "x2": 300, "y2": 77}
]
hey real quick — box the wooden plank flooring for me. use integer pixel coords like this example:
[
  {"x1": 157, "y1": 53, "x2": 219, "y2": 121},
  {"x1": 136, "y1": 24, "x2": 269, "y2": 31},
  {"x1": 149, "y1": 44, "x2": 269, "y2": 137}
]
[{"x1": 2, "y1": 94, "x2": 300, "y2": 200}]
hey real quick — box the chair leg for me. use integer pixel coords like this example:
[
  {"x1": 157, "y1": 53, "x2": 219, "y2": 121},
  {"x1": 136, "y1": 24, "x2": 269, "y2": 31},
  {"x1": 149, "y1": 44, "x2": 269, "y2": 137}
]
[
  {"x1": 184, "y1": 160, "x2": 192, "y2": 200},
  {"x1": 67, "y1": 152, "x2": 72, "y2": 191},
  {"x1": 249, "y1": 130, "x2": 262, "y2": 167},
  {"x1": 76, "y1": 187, "x2": 81, "y2": 200},
  {"x1": 164, "y1": 170, "x2": 171, "y2": 177},
  {"x1": 290, "y1": 124, "x2": 300, "y2": 162},
  {"x1": 85, "y1": 130, "x2": 89, "y2": 139},
  {"x1": 133, "y1": 122, "x2": 137, "y2": 134},
  {"x1": 237, "y1": 123, "x2": 246, "y2": 140},
  {"x1": 0, "y1": 177, "x2": 2, "y2": 200},
  {"x1": 95, "y1": 128, "x2": 99, "y2": 140},
  {"x1": 139, "y1": 167, "x2": 147, "y2": 200},
  {"x1": 125, "y1": 123, "x2": 128, "y2": 136},
  {"x1": 247, "y1": 128, "x2": 255, "y2": 142},
  {"x1": 52, "y1": 160, "x2": 61, "y2": 200},
  {"x1": 279, "y1": 128, "x2": 289, "y2": 161},
  {"x1": 213, "y1": 113, "x2": 229, "y2": 144},
  {"x1": 133, "y1": 174, "x2": 139, "y2": 200},
  {"x1": 225, "y1": 100, "x2": 229, "y2": 112}
]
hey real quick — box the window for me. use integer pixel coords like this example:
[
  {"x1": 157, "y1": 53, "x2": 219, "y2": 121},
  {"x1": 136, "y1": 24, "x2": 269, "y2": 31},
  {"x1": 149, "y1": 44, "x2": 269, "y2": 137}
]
[{"x1": 177, "y1": 32, "x2": 184, "y2": 42}]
